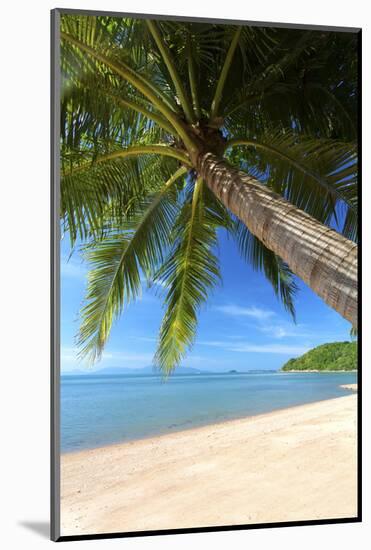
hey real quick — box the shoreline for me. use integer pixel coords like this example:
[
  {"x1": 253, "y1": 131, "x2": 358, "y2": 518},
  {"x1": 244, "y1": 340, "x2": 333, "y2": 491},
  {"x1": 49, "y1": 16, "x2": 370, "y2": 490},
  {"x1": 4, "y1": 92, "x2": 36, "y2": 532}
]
[
  {"x1": 61, "y1": 395, "x2": 357, "y2": 536},
  {"x1": 61, "y1": 388, "x2": 357, "y2": 456},
  {"x1": 280, "y1": 369, "x2": 357, "y2": 373},
  {"x1": 340, "y1": 383, "x2": 357, "y2": 391}
]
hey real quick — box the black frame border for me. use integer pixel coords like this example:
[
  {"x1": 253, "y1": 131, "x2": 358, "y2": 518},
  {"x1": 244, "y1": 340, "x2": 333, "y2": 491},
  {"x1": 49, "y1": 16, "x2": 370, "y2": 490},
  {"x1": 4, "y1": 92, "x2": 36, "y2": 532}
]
[{"x1": 51, "y1": 8, "x2": 362, "y2": 542}]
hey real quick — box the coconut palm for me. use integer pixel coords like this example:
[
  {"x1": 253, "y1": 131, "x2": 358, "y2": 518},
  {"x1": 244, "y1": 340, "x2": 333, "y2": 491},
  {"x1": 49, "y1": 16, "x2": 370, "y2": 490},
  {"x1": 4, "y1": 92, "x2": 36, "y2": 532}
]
[{"x1": 60, "y1": 14, "x2": 358, "y2": 373}]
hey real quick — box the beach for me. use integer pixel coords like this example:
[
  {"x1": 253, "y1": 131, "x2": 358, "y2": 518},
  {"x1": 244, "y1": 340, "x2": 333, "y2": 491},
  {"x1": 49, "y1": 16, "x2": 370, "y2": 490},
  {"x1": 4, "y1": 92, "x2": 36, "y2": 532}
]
[
  {"x1": 60, "y1": 393, "x2": 357, "y2": 536},
  {"x1": 340, "y1": 384, "x2": 357, "y2": 391}
]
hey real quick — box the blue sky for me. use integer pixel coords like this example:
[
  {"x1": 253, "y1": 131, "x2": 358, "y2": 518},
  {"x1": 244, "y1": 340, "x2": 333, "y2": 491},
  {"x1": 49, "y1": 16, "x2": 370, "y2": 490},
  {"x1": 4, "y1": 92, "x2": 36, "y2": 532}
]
[{"x1": 60, "y1": 227, "x2": 352, "y2": 373}]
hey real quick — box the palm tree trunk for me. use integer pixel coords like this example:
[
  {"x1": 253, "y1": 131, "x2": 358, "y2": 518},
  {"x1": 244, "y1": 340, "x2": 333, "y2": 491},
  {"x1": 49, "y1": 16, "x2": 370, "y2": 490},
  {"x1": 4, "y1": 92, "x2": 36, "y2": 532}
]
[{"x1": 197, "y1": 152, "x2": 358, "y2": 328}]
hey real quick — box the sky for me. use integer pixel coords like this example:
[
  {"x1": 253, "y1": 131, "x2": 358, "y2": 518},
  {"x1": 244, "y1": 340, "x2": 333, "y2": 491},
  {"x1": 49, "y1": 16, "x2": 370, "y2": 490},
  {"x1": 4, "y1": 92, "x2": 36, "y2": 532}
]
[{"x1": 60, "y1": 226, "x2": 352, "y2": 374}]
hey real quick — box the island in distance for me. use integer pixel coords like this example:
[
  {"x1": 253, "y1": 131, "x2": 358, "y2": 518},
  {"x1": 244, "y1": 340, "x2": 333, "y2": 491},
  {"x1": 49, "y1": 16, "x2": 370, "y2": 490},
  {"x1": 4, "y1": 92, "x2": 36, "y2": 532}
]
[
  {"x1": 281, "y1": 341, "x2": 357, "y2": 372},
  {"x1": 63, "y1": 341, "x2": 357, "y2": 376},
  {"x1": 63, "y1": 366, "x2": 277, "y2": 376}
]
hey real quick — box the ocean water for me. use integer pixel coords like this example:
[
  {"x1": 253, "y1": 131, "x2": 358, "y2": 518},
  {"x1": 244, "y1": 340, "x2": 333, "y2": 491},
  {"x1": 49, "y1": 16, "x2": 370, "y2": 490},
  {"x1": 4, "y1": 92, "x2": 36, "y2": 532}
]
[{"x1": 61, "y1": 371, "x2": 357, "y2": 453}]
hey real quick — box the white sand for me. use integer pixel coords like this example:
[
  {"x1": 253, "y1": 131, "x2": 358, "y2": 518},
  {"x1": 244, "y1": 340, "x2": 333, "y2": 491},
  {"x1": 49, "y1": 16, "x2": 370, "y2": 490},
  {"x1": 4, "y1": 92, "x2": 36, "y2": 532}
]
[
  {"x1": 340, "y1": 384, "x2": 357, "y2": 391},
  {"x1": 61, "y1": 395, "x2": 357, "y2": 536}
]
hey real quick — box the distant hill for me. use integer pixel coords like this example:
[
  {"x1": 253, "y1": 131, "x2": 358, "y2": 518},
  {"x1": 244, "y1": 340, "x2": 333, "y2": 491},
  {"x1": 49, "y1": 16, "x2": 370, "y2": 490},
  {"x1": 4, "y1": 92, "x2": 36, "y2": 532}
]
[
  {"x1": 64, "y1": 366, "x2": 210, "y2": 376},
  {"x1": 64, "y1": 366, "x2": 279, "y2": 376},
  {"x1": 97, "y1": 366, "x2": 208, "y2": 375},
  {"x1": 281, "y1": 341, "x2": 357, "y2": 372}
]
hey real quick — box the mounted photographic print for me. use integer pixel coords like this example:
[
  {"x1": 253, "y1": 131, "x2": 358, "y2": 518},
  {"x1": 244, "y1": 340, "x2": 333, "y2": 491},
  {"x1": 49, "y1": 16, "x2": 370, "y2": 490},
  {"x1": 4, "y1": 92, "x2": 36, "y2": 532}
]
[{"x1": 51, "y1": 8, "x2": 361, "y2": 542}]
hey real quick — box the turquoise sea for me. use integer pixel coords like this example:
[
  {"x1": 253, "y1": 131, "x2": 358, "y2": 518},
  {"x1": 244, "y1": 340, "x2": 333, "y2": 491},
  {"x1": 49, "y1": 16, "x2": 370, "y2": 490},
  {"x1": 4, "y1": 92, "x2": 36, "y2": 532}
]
[{"x1": 61, "y1": 371, "x2": 357, "y2": 453}]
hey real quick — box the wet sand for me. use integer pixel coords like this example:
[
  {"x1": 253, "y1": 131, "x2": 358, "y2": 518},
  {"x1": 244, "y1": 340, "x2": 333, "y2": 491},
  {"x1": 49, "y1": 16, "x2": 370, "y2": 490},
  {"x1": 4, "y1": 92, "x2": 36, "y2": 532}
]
[{"x1": 61, "y1": 395, "x2": 357, "y2": 536}]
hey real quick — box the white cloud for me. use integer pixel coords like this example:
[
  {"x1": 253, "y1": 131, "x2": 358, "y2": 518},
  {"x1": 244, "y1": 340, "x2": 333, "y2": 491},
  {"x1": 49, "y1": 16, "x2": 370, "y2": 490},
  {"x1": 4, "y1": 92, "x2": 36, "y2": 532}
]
[
  {"x1": 271, "y1": 327, "x2": 288, "y2": 338},
  {"x1": 197, "y1": 340, "x2": 309, "y2": 356},
  {"x1": 197, "y1": 340, "x2": 226, "y2": 348},
  {"x1": 134, "y1": 336, "x2": 157, "y2": 343},
  {"x1": 258, "y1": 322, "x2": 348, "y2": 343},
  {"x1": 214, "y1": 304, "x2": 276, "y2": 320},
  {"x1": 228, "y1": 343, "x2": 310, "y2": 355},
  {"x1": 259, "y1": 324, "x2": 302, "y2": 339}
]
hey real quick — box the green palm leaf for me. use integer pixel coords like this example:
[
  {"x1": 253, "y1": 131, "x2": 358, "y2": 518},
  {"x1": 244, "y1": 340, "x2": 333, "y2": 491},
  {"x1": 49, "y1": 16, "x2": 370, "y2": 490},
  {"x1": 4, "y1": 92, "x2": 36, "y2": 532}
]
[
  {"x1": 78, "y1": 167, "x2": 187, "y2": 362},
  {"x1": 223, "y1": 32, "x2": 357, "y2": 140},
  {"x1": 61, "y1": 154, "x2": 182, "y2": 244},
  {"x1": 154, "y1": 179, "x2": 228, "y2": 374},
  {"x1": 225, "y1": 130, "x2": 357, "y2": 238},
  {"x1": 232, "y1": 220, "x2": 298, "y2": 320}
]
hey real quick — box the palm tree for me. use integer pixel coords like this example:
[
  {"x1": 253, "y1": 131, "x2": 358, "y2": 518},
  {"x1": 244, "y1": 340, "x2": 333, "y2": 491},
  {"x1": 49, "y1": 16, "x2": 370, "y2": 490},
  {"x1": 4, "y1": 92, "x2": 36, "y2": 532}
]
[{"x1": 59, "y1": 14, "x2": 358, "y2": 373}]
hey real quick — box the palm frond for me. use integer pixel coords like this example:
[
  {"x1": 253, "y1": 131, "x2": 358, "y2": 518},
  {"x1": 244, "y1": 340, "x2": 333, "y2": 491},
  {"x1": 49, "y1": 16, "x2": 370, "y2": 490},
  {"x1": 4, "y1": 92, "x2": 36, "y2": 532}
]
[
  {"x1": 62, "y1": 70, "x2": 176, "y2": 138},
  {"x1": 146, "y1": 20, "x2": 196, "y2": 123},
  {"x1": 225, "y1": 130, "x2": 357, "y2": 239},
  {"x1": 61, "y1": 153, "x2": 182, "y2": 245},
  {"x1": 210, "y1": 27, "x2": 242, "y2": 120},
  {"x1": 78, "y1": 167, "x2": 187, "y2": 362},
  {"x1": 61, "y1": 14, "x2": 180, "y2": 113},
  {"x1": 224, "y1": 81, "x2": 357, "y2": 141},
  {"x1": 60, "y1": 50, "x2": 176, "y2": 167},
  {"x1": 232, "y1": 220, "x2": 298, "y2": 319},
  {"x1": 341, "y1": 206, "x2": 358, "y2": 242},
  {"x1": 223, "y1": 32, "x2": 357, "y2": 141},
  {"x1": 154, "y1": 179, "x2": 228, "y2": 374},
  {"x1": 61, "y1": 22, "x2": 198, "y2": 152},
  {"x1": 245, "y1": 31, "x2": 319, "y2": 96}
]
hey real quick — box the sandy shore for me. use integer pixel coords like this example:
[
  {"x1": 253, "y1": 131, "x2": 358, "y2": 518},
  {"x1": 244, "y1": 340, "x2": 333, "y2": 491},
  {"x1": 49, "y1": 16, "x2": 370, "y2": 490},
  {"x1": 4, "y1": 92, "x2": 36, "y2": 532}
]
[
  {"x1": 61, "y1": 395, "x2": 357, "y2": 536},
  {"x1": 340, "y1": 384, "x2": 357, "y2": 391}
]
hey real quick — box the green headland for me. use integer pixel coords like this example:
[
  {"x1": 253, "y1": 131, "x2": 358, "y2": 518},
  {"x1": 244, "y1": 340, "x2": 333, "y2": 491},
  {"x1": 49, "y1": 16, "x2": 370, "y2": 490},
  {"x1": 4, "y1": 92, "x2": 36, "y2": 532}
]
[{"x1": 281, "y1": 341, "x2": 357, "y2": 372}]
